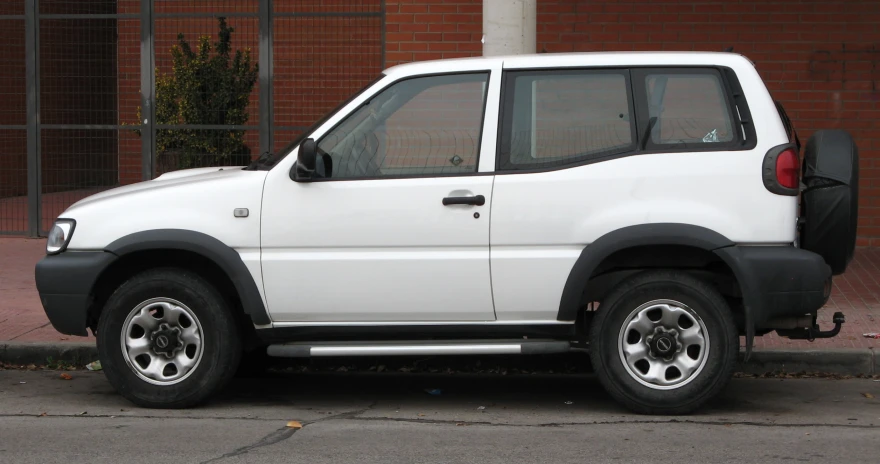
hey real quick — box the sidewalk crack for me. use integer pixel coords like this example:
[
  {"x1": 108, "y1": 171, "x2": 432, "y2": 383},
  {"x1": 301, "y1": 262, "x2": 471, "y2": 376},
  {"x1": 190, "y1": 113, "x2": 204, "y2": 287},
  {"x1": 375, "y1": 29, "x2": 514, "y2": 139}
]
[{"x1": 8, "y1": 322, "x2": 51, "y2": 341}]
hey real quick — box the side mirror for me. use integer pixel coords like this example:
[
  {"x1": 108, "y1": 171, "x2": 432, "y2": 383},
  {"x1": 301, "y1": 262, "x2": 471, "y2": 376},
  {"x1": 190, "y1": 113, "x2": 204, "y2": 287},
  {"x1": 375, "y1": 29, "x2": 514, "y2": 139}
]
[{"x1": 293, "y1": 138, "x2": 317, "y2": 182}]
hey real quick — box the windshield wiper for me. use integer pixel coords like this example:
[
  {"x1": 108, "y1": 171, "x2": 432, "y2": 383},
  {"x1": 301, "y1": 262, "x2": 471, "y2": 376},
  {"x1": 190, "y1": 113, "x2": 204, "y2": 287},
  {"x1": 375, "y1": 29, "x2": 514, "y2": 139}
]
[{"x1": 244, "y1": 151, "x2": 276, "y2": 171}]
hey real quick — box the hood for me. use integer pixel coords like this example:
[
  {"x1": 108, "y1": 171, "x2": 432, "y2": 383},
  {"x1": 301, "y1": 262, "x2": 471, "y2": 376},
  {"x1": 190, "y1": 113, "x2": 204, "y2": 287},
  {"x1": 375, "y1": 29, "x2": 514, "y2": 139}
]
[
  {"x1": 67, "y1": 166, "x2": 251, "y2": 210},
  {"x1": 59, "y1": 165, "x2": 268, "y2": 250},
  {"x1": 154, "y1": 166, "x2": 241, "y2": 181}
]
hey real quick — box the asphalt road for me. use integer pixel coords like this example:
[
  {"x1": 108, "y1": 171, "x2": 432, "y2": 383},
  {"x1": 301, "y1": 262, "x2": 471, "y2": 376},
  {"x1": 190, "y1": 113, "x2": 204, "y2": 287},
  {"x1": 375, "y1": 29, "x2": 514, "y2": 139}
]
[{"x1": 1, "y1": 368, "x2": 878, "y2": 463}]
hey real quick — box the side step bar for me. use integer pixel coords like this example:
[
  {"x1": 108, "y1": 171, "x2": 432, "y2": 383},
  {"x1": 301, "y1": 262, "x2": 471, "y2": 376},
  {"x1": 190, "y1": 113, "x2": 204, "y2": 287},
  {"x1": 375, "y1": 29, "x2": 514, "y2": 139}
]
[{"x1": 266, "y1": 339, "x2": 571, "y2": 358}]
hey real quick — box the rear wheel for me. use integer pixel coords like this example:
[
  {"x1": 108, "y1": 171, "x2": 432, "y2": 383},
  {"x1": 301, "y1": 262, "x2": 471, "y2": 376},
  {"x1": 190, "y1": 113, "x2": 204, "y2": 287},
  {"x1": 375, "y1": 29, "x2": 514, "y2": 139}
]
[
  {"x1": 589, "y1": 270, "x2": 737, "y2": 415},
  {"x1": 97, "y1": 268, "x2": 242, "y2": 408}
]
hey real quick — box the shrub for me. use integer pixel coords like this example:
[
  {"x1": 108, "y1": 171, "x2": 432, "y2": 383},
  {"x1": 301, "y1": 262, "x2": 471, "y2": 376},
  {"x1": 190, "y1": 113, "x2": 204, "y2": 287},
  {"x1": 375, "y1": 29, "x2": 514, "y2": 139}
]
[{"x1": 139, "y1": 17, "x2": 258, "y2": 171}]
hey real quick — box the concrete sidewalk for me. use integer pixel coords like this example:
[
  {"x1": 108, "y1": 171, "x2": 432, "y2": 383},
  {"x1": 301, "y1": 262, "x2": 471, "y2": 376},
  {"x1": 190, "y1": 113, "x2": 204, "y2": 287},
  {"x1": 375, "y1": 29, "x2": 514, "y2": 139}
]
[{"x1": 1, "y1": 237, "x2": 878, "y2": 355}]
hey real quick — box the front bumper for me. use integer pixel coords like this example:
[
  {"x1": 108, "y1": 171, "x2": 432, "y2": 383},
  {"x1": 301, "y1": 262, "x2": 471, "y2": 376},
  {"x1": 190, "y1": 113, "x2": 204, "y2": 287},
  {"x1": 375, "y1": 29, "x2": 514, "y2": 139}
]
[{"x1": 34, "y1": 251, "x2": 117, "y2": 336}]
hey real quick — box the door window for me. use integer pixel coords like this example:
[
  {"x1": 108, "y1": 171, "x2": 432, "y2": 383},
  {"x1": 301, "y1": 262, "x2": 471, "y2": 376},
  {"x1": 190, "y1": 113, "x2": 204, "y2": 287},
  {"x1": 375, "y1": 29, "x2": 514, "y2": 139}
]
[
  {"x1": 317, "y1": 73, "x2": 489, "y2": 179},
  {"x1": 499, "y1": 70, "x2": 636, "y2": 170}
]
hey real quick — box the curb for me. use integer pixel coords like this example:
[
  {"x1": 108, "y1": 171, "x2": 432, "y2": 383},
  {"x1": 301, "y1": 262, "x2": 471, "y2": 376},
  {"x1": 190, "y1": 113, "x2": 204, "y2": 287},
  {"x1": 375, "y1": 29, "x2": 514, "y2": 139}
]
[
  {"x1": 0, "y1": 342, "x2": 876, "y2": 376},
  {"x1": 736, "y1": 348, "x2": 876, "y2": 376},
  {"x1": 0, "y1": 342, "x2": 97, "y2": 366}
]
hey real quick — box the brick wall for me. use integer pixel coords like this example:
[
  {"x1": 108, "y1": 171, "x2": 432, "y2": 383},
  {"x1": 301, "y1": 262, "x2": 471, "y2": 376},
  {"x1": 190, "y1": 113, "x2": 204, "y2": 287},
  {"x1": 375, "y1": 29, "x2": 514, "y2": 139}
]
[
  {"x1": 39, "y1": 11, "x2": 119, "y2": 194},
  {"x1": 5, "y1": 0, "x2": 880, "y2": 243},
  {"x1": 384, "y1": 0, "x2": 880, "y2": 246},
  {"x1": 1, "y1": 1, "x2": 119, "y2": 199},
  {"x1": 548, "y1": 0, "x2": 880, "y2": 245},
  {"x1": 0, "y1": 15, "x2": 27, "y2": 199},
  {"x1": 116, "y1": 0, "x2": 384, "y2": 175},
  {"x1": 384, "y1": 0, "x2": 482, "y2": 66}
]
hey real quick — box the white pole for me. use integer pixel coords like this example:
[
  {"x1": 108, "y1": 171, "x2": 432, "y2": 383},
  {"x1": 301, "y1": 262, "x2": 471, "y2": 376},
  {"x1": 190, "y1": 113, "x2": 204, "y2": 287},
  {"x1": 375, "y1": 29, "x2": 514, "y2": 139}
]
[{"x1": 483, "y1": 0, "x2": 536, "y2": 56}]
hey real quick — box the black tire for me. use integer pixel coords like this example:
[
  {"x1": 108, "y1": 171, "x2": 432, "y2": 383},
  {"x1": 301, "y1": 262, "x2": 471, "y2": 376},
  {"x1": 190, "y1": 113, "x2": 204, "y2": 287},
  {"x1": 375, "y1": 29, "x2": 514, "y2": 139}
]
[
  {"x1": 97, "y1": 268, "x2": 242, "y2": 408},
  {"x1": 589, "y1": 270, "x2": 737, "y2": 415},
  {"x1": 235, "y1": 346, "x2": 274, "y2": 378},
  {"x1": 801, "y1": 129, "x2": 859, "y2": 275}
]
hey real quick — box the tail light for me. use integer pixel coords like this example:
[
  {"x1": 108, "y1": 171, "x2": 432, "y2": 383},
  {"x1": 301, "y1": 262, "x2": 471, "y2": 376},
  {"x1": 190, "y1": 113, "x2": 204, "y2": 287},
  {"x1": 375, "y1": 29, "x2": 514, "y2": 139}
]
[
  {"x1": 762, "y1": 144, "x2": 801, "y2": 196},
  {"x1": 776, "y1": 148, "x2": 800, "y2": 189}
]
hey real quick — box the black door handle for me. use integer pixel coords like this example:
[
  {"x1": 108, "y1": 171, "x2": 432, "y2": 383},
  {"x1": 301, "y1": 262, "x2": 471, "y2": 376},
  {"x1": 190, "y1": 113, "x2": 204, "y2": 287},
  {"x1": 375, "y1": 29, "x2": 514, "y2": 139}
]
[{"x1": 442, "y1": 195, "x2": 485, "y2": 206}]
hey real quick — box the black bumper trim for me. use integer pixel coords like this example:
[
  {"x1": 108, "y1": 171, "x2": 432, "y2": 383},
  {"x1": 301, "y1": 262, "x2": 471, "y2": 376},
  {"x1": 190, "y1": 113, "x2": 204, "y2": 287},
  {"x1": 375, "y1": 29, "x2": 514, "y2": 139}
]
[
  {"x1": 715, "y1": 245, "x2": 832, "y2": 337},
  {"x1": 35, "y1": 251, "x2": 117, "y2": 336}
]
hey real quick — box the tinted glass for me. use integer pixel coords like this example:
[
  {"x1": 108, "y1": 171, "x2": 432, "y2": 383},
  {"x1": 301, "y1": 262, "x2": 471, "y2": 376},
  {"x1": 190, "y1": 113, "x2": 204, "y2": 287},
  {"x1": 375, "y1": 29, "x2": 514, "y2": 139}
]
[
  {"x1": 645, "y1": 73, "x2": 734, "y2": 145},
  {"x1": 504, "y1": 71, "x2": 633, "y2": 169},
  {"x1": 317, "y1": 73, "x2": 488, "y2": 179}
]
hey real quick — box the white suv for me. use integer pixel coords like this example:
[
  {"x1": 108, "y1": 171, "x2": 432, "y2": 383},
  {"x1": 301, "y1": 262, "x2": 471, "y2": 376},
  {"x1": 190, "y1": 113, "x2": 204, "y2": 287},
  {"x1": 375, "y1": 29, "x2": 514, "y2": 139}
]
[{"x1": 35, "y1": 52, "x2": 858, "y2": 414}]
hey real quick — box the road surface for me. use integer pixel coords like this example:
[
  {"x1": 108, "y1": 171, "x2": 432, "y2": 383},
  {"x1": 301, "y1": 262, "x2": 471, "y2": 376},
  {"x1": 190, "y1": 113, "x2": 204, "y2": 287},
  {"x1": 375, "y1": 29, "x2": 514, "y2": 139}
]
[{"x1": 1, "y1": 368, "x2": 878, "y2": 463}]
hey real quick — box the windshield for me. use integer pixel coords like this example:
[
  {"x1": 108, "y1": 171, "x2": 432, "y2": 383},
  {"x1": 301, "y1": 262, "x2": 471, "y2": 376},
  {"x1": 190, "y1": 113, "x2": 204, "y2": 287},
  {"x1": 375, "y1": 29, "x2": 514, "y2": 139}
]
[{"x1": 271, "y1": 74, "x2": 385, "y2": 165}]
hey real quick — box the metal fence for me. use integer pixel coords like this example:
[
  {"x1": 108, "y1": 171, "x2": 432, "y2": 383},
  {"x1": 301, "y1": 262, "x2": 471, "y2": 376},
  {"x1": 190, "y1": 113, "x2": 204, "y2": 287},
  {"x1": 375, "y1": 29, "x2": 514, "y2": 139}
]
[{"x1": 0, "y1": 0, "x2": 385, "y2": 236}]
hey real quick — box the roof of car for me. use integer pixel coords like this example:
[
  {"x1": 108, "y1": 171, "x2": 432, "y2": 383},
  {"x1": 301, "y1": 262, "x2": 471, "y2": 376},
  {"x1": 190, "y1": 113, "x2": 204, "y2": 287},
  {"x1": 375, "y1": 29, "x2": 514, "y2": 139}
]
[{"x1": 383, "y1": 51, "x2": 753, "y2": 78}]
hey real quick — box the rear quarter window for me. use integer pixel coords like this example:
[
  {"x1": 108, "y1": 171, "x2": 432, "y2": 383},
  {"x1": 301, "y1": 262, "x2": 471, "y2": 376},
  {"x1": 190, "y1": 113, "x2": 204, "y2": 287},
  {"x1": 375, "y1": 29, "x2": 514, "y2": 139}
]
[
  {"x1": 645, "y1": 73, "x2": 734, "y2": 145},
  {"x1": 632, "y1": 67, "x2": 749, "y2": 153}
]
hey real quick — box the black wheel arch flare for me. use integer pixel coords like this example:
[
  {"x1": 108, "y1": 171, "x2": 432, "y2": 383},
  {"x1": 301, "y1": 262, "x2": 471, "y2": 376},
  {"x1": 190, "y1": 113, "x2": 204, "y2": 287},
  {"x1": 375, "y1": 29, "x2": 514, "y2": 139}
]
[
  {"x1": 104, "y1": 229, "x2": 271, "y2": 326},
  {"x1": 556, "y1": 223, "x2": 779, "y2": 356}
]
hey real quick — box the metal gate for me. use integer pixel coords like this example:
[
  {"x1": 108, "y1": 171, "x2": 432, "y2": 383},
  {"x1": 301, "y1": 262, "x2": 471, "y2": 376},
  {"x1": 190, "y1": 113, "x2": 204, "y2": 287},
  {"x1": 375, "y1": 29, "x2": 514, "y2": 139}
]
[{"x1": 0, "y1": 0, "x2": 385, "y2": 236}]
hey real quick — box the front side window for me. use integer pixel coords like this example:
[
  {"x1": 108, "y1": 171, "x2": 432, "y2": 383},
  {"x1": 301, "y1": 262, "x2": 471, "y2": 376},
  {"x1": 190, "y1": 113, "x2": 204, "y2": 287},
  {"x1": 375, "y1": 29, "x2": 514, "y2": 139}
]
[
  {"x1": 500, "y1": 70, "x2": 635, "y2": 170},
  {"x1": 641, "y1": 71, "x2": 735, "y2": 146},
  {"x1": 316, "y1": 73, "x2": 489, "y2": 179}
]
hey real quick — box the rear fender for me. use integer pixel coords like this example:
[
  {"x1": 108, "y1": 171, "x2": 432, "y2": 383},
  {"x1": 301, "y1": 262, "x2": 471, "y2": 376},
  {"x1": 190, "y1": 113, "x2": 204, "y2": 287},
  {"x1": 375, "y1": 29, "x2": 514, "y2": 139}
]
[{"x1": 557, "y1": 223, "x2": 735, "y2": 322}]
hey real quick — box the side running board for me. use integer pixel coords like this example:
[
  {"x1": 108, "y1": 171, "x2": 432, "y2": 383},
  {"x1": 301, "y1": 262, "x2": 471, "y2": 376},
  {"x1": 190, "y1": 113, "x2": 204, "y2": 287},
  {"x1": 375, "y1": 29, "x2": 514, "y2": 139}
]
[{"x1": 266, "y1": 339, "x2": 571, "y2": 358}]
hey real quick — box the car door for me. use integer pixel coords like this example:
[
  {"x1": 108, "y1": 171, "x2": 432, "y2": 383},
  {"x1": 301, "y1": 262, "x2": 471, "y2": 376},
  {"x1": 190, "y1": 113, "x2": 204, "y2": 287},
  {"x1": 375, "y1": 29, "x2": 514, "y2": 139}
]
[
  {"x1": 489, "y1": 68, "x2": 639, "y2": 322},
  {"x1": 261, "y1": 70, "x2": 500, "y2": 322}
]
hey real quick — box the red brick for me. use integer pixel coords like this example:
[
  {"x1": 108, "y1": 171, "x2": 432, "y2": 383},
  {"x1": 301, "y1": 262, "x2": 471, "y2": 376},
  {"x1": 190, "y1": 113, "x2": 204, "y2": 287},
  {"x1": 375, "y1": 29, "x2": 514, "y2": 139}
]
[
  {"x1": 427, "y1": 23, "x2": 457, "y2": 33},
  {"x1": 443, "y1": 32, "x2": 473, "y2": 42},
  {"x1": 386, "y1": 32, "x2": 415, "y2": 42},
  {"x1": 590, "y1": 13, "x2": 619, "y2": 23},
  {"x1": 399, "y1": 4, "x2": 428, "y2": 13},
  {"x1": 456, "y1": 22, "x2": 482, "y2": 33},
  {"x1": 602, "y1": 23, "x2": 633, "y2": 33},
  {"x1": 399, "y1": 22, "x2": 430, "y2": 32},
  {"x1": 427, "y1": 42, "x2": 458, "y2": 52},
  {"x1": 386, "y1": 13, "x2": 415, "y2": 24},
  {"x1": 413, "y1": 13, "x2": 444, "y2": 23},
  {"x1": 457, "y1": 4, "x2": 481, "y2": 14},
  {"x1": 413, "y1": 32, "x2": 443, "y2": 41},
  {"x1": 619, "y1": 32, "x2": 649, "y2": 42},
  {"x1": 664, "y1": 23, "x2": 693, "y2": 33},
  {"x1": 619, "y1": 13, "x2": 651, "y2": 24},
  {"x1": 457, "y1": 42, "x2": 482, "y2": 52},
  {"x1": 412, "y1": 51, "x2": 445, "y2": 61},
  {"x1": 442, "y1": 14, "x2": 476, "y2": 24},
  {"x1": 603, "y1": 3, "x2": 633, "y2": 14},
  {"x1": 400, "y1": 42, "x2": 428, "y2": 52},
  {"x1": 428, "y1": 4, "x2": 458, "y2": 14}
]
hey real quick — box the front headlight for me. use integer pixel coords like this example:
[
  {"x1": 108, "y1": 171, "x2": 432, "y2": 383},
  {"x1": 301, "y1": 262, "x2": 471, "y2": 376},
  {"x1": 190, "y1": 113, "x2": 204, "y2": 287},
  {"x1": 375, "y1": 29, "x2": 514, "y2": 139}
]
[{"x1": 46, "y1": 219, "x2": 76, "y2": 254}]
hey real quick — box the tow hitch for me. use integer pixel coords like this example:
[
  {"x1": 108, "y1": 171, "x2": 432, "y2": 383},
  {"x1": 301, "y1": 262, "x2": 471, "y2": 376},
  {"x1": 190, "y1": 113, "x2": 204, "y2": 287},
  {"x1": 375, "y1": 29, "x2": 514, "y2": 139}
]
[{"x1": 777, "y1": 312, "x2": 845, "y2": 341}]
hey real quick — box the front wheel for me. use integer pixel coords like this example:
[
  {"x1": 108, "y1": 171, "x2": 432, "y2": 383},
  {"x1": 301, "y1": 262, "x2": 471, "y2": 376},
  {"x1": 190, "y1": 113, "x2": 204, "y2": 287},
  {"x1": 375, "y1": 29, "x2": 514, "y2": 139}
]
[
  {"x1": 589, "y1": 270, "x2": 738, "y2": 415},
  {"x1": 97, "y1": 268, "x2": 242, "y2": 408}
]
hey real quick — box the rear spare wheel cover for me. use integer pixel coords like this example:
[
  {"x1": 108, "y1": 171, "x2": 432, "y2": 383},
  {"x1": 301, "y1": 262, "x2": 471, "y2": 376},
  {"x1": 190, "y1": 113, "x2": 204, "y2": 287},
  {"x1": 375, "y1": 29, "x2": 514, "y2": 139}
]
[{"x1": 800, "y1": 129, "x2": 858, "y2": 275}]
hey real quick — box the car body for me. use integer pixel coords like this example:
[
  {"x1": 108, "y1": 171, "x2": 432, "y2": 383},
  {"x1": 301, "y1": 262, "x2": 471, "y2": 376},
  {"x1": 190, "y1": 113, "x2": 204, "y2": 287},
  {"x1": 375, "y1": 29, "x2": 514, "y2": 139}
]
[{"x1": 35, "y1": 52, "x2": 857, "y2": 414}]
